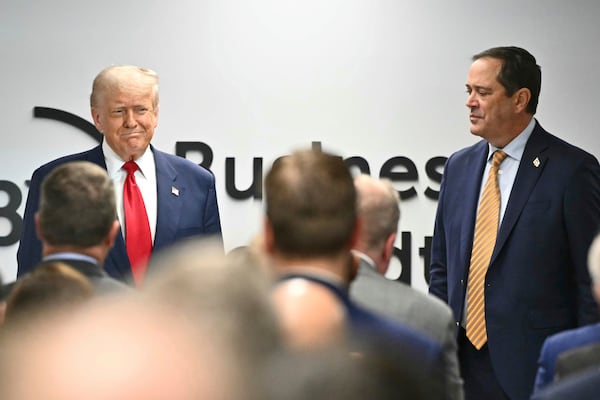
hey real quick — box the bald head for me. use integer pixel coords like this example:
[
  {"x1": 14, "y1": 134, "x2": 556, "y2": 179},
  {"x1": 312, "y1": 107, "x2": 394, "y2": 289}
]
[
  {"x1": 0, "y1": 294, "x2": 240, "y2": 400},
  {"x1": 271, "y1": 278, "x2": 347, "y2": 350},
  {"x1": 353, "y1": 174, "x2": 400, "y2": 273},
  {"x1": 588, "y1": 235, "x2": 600, "y2": 304}
]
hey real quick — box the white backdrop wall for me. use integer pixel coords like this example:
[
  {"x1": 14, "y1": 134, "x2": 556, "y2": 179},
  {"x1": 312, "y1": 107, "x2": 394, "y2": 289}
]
[{"x1": 1, "y1": 1, "x2": 599, "y2": 292}]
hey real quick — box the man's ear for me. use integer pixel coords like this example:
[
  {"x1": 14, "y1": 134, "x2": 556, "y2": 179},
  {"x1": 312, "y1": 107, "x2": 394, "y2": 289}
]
[
  {"x1": 91, "y1": 107, "x2": 104, "y2": 132},
  {"x1": 0, "y1": 302, "x2": 6, "y2": 326},
  {"x1": 105, "y1": 220, "x2": 120, "y2": 248},
  {"x1": 349, "y1": 218, "x2": 362, "y2": 249},
  {"x1": 380, "y1": 232, "x2": 397, "y2": 274},
  {"x1": 34, "y1": 212, "x2": 45, "y2": 241},
  {"x1": 514, "y1": 88, "x2": 531, "y2": 113},
  {"x1": 263, "y1": 217, "x2": 275, "y2": 254}
]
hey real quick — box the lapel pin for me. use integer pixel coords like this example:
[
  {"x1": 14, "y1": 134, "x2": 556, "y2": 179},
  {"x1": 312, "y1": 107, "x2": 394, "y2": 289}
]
[
  {"x1": 171, "y1": 186, "x2": 180, "y2": 197},
  {"x1": 533, "y1": 157, "x2": 540, "y2": 168}
]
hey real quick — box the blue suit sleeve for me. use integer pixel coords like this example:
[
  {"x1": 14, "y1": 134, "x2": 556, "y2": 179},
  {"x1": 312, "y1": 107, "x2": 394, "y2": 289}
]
[{"x1": 16, "y1": 168, "x2": 44, "y2": 276}]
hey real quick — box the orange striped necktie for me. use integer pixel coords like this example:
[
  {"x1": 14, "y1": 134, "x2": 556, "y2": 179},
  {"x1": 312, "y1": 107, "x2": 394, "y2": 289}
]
[{"x1": 465, "y1": 150, "x2": 508, "y2": 350}]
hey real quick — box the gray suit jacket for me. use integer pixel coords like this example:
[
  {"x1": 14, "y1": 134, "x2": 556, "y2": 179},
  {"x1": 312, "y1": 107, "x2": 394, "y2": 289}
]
[
  {"x1": 555, "y1": 342, "x2": 600, "y2": 382},
  {"x1": 350, "y1": 258, "x2": 463, "y2": 400}
]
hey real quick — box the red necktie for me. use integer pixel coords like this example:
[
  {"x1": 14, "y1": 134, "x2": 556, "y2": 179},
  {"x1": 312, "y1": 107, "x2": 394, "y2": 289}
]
[{"x1": 122, "y1": 161, "x2": 152, "y2": 285}]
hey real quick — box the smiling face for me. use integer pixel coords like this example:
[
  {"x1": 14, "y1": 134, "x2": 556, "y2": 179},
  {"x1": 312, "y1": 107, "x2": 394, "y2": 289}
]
[
  {"x1": 91, "y1": 67, "x2": 159, "y2": 161},
  {"x1": 465, "y1": 57, "x2": 522, "y2": 148}
]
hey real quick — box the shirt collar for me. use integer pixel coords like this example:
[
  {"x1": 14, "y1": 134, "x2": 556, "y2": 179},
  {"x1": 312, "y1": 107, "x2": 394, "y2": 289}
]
[
  {"x1": 102, "y1": 139, "x2": 154, "y2": 178},
  {"x1": 43, "y1": 252, "x2": 98, "y2": 265},
  {"x1": 487, "y1": 117, "x2": 536, "y2": 162},
  {"x1": 351, "y1": 250, "x2": 376, "y2": 270}
]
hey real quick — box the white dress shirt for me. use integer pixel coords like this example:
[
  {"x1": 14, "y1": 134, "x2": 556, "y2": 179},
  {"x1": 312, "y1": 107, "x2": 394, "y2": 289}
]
[{"x1": 103, "y1": 140, "x2": 157, "y2": 244}]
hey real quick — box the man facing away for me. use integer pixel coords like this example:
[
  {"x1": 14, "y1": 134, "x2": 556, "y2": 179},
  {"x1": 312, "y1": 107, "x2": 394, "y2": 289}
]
[
  {"x1": 429, "y1": 46, "x2": 600, "y2": 399},
  {"x1": 350, "y1": 174, "x2": 464, "y2": 400},
  {"x1": 32, "y1": 161, "x2": 128, "y2": 294},
  {"x1": 17, "y1": 65, "x2": 222, "y2": 285},
  {"x1": 263, "y1": 148, "x2": 446, "y2": 399}
]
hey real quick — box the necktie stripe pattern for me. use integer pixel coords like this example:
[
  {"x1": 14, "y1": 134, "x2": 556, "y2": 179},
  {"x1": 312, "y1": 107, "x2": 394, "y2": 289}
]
[
  {"x1": 122, "y1": 161, "x2": 152, "y2": 286},
  {"x1": 466, "y1": 150, "x2": 508, "y2": 349}
]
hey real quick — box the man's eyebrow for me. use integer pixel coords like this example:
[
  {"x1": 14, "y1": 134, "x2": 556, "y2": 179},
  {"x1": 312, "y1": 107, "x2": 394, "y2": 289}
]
[{"x1": 466, "y1": 84, "x2": 492, "y2": 91}]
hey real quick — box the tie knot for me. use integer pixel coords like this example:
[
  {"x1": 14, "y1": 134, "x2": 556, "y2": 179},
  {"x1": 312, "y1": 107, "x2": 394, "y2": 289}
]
[
  {"x1": 122, "y1": 161, "x2": 140, "y2": 175},
  {"x1": 492, "y1": 150, "x2": 508, "y2": 167}
]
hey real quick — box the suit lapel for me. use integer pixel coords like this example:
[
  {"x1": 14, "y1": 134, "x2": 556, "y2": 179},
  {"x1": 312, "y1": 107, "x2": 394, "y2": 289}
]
[
  {"x1": 491, "y1": 125, "x2": 549, "y2": 264},
  {"x1": 152, "y1": 147, "x2": 182, "y2": 249},
  {"x1": 87, "y1": 146, "x2": 132, "y2": 279},
  {"x1": 86, "y1": 145, "x2": 108, "y2": 169}
]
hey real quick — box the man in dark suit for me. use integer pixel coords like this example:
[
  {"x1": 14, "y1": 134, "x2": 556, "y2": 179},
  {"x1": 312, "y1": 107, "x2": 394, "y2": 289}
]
[
  {"x1": 349, "y1": 174, "x2": 464, "y2": 400},
  {"x1": 30, "y1": 161, "x2": 128, "y2": 293},
  {"x1": 429, "y1": 46, "x2": 600, "y2": 400},
  {"x1": 532, "y1": 233, "x2": 600, "y2": 393},
  {"x1": 264, "y1": 149, "x2": 445, "y2": 399},
  {"x1": 17, "y1": 65, "x2": 222, "y2": 284}
]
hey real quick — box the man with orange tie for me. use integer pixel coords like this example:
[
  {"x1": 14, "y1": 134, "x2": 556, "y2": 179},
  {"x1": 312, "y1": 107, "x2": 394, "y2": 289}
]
[
  {"x1": 429, "y1": 46, "x2": 600, "y2": 399},
  {"x1": 18, "y1": 65, "x2": 222, "y2": 285}
]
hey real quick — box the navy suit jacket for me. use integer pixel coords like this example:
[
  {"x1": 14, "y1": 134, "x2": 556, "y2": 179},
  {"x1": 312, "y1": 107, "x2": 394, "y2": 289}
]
[
  {"x1": 277, "y1": 273, "x2": 446, "y2": 399},
  {"x1": 429, "y1": 121, "x2": 600, "y2": 399},
  {"x1": 17, "y1": 144, "x2": 222, "y2": 283}
]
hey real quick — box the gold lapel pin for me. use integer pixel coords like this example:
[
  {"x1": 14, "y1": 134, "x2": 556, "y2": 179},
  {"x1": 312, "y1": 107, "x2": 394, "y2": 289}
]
[
  {"x1": 533, "y1": 157, "x2": 540, "y2": 168},
  {"x1": 171, "y1": 186, "x2": 180, "y2": 196}
]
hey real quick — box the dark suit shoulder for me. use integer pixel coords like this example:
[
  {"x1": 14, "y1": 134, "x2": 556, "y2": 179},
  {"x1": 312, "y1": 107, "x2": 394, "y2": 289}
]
[
  {"x1": 152, "y1": 147, "x2": 215, "y2": 179},
  {"x1": 531, "y1": 125, "x2": 599, "y2": 163},
  {"x1": 32, "y1": 146, "x2": 104, "y2": 176},
  {"x1": 544, "y1": 323, "x2": 600, "y2": 352}
]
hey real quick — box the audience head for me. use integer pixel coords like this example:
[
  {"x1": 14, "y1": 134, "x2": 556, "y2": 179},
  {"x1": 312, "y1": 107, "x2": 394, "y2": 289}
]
[
  {"x1": 90, "y1": 65, "x2": 159, "y2": 161},
  {"x1": 271, "y1": 278, "x2": 347, "y2": 350},
  {"x1": 353, "y1": 174, "x2": 400, "y2": 274},
  {"x1": 143, "y1": 237, "x2": 281, "y2": 394},
  {"x1": 0, "y1": 293, "x2": 240, "y2": 400},
  {"x1": 3, "y1": 261, "x2": 94, "y2": 327},
  {"x1": 587, "y1": 234, "x2": 600, "y2": 302},
  {"x1": 264, "y1": 148, "x2": 358, "y2": 265},
  {"x1": 36, "y1": 161, "x2": 119, "y2": 261},
  {"x1": 264, "y1": 149, "x2": 357, "y2": 258}
]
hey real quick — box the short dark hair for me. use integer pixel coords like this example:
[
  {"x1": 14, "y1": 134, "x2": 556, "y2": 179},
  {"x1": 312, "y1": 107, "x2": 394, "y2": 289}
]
[
  {"x1": 4, "y1": 261, "x2": 94, "y2": 324},
  {"x1": 39, "y1": 161, "x2": 116, "y2": 248},
  {"x1": 265, "y1": 149, "x2": 356, "y2": 257},
  {"x1": 473, "y1": 46, "x2": 541, "y2": 114}
]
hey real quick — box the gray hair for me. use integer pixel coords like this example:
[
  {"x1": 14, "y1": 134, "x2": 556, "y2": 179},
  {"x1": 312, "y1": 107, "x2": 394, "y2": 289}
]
[
  {"x1": 90, "y1": 65, "x2": 159, "y2": 108},
  {"x1": 354, "y1": 174, "x2": 400, "y2": 252}
]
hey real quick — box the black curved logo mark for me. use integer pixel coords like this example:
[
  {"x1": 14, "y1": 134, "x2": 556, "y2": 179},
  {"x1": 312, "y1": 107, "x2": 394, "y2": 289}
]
[{"x1": 33, "y1": 106, "x2": 102, "y2": 143}]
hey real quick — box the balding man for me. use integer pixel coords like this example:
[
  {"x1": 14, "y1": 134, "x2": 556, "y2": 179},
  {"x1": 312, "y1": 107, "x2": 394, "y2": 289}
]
[{"x1": 350, "y1": 174, "x2": 464, "y2": 400}]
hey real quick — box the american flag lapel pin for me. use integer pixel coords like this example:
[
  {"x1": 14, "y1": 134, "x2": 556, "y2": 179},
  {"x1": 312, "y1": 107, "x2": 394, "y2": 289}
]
[
  {"x1": 171, "y1": 186, "x2": 180, "y2": 196},
  {"x1": 533, "y1": 157, "x2": 540, "y2": 168}
]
